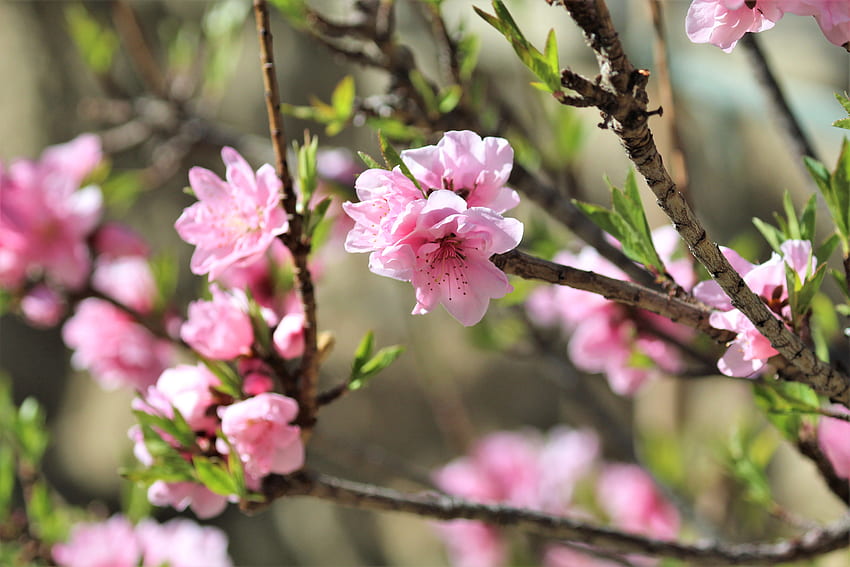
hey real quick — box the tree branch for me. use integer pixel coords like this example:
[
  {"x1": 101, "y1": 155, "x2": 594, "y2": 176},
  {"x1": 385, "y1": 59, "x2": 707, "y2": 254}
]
[{"x1": 248, "y1": 469, "x2": 850, "y2": 565}]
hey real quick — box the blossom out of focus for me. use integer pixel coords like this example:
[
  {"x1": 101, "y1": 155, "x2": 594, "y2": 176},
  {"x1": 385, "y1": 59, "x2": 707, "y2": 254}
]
[
  {"x1": 432, "y1": 428, "x2": 679, "y2": 567},
  {"x1": 693, "y1": 239, "x2": 815, "y2": 377},
  {"x1": 686, "y1": 0, "x2": 850, "y2": 52},
  {"x1": 52, "y1": 514, "x2": 232, "y2": 567},
  {"x1": 526, "y1": 226, "x2": 695, "y2": 395},
  {"x1": 343, "y1": 131, "x2": 524, "y2": 326}
]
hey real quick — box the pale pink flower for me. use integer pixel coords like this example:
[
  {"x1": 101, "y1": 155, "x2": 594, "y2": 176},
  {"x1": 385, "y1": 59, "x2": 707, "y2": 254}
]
[
  {"x1": 817, "y1": 405, "x2": 850, "y2": 478},
  {"x1": 401, "y1": 130, "x2": 519, "y2": 213},
  {"x1": 175, "y1": 147, "x2": 289, "y2": 281},
  {"x1": 148, "y1": 480, "x2": 229, "y2": 519},
  {"x1": 273, "y1": 311, "x2": 306, "y2": 359},
  {"x1": 597, "y1": 464, "x2": 680, "y2": 540},
  {"x1": 0, "y1": 134, "x2": 103, "y2": 289},
  {"x1": 686, "y1": 0, "x2": 785, "y2": 52},
  {"x1": 181, "y1": 285, "x2": 254, "y2": 360},
  {"x1": 544, "y1": 545, "x2": 622, "y2": 567},
  {"x1": 784, "y1": 0, "x2": 850, "y2": 47},
  {"x1": 20, "y1": 284, "x2": 65, "y2": 327},
  {"x1": 92, "y1": 222, "x2": 150, "y2": 258},
  {"x1": 538, "y1": 428, "x2": 600, "y2": 513},
  {"x1": 217, "y1": 393, "x2": 304, "y2": 478},
  {"x1": 62, "y1": 298, "x2": 174, "y2": 390},
  {"x1": 434, "y1": 521, "x2": 507, "y2": 567},
  {"x1": 52, "y1": 515, "x2": 141, "y2": 567},
  {"x1": 217, "y1": 239, "x2": 294, "y2": 315},
  {"x1": 92, "y1": 256, "x2": 157, "y2": 314},
  {"x1": 140, "y1": 363, "x2": 222, "y2": 432},
  {"x1": 370, "y1": 190, "x2": 523, "y2": 326},
  {"x1": 136, "y1": 517, "x2": 232, "y2": 567}
]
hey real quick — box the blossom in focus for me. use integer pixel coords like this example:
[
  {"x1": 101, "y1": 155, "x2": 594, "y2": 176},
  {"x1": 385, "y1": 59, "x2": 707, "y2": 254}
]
[
  {"x1": 181, "y1": 285, "x2": 255, "y2": 360},
  {"x1": 0, "y1": 134, "x2": 103, "y2": 289},
  {"x1": 175, "y1": 147, "x2": 289, "y2": 281},
  {"x1": 369, "y1": 190, "x2": 523, "y2": 326},
  {"x1": 596, "y1": 464, "x2": 680, "y2": 540},
  {"x1": 693, "y1": 240, "x2": 814, "y2": 377},
  {"x1": 147, "y1": 480, "x2": 229, "y2": 519},
  {"x1": 400, "y1": 130, "x2": 519, "y2": 213},
  {"x1": 217, "y1": 393, "x2": 304, "y2": 478},
  {"x1": 62, "y1": 298, "x2": 174, "y2": 391},
  {"x1": 52, "y1": 514, "x2": 232, "y2": 567},
  {"x1": 137, "y1": 363, "x2": 222, "y2": 432},
  {"x1": 817, "y1": 405, "x2": 850, "y2": 479}
]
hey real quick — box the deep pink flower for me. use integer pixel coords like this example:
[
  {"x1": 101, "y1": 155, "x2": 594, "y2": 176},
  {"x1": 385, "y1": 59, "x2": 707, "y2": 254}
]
[
  {"x1": 136, "y1": 517, "x2": 232, "y2": 567},
  {"x1": 401, "y1": 130, "x2": 519, "y2": 213},
  {"x1": 52, "y1": 515, "x2": 141, "y2": 567},
  {"x1": 62, "y1": 298, "x2": 174, "y2": 390},
  {"x1": 818, "y1": 405, "x2": 850, "y2": 479},
  {"x1": 686, "y1": 0, "x2": 785, "y2": 52},
  {"x1": 217, "y1": 393, "x2": 304, "y2": 478},
  {"x1": 175, "y1": 147, "x2": 289, "y2": 281},
  {"x1": 20, "y1": 284, "x2": 65, "y2": 327},
  {"x1": 147, "y1": 480, "x2": 229, "y2": 519},
  {"x1": 0, "y1": 134, "x2": 103, "y2": 289},
  {"x1": 597, "y1": 464, "x2": 680, "y2": 540},
  {"x1": 369, "y1": 190, "x2": 523, "y2": 326},
  {"x1": 181, "y1": 285, "x2": 254, "y2": 360}
]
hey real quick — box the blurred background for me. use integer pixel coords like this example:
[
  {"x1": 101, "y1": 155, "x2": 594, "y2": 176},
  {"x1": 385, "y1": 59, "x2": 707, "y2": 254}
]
[{"x1": 1, "y1": 0, "x2": 849, "y2": 564}]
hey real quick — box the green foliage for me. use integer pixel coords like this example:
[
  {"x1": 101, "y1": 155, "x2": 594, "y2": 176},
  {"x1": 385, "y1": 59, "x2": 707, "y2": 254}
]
[
  {"x1": 753, "y1": 380, "x2": 820, "y2": 440},
  {"x1": 100, "y1": 170, "x2": 144, "y2": 216},
  {"x1": 281, "y1": 76, "x2": 356, "y2": 137},
  {"x1": 832, "y1": 92, "x2": 850, "y2": 130},
  {"x1": 723, "y1": 427, "x2": 777, "y2": 509},
  {"x1": 268, "y1": 0, "x2": 309, "y2": 29},
  {"x1": 804, "y1": 141, "x2": 850, "y2": 253},
  {"x1": 752, "y1": 192, "x2": 818, "y2": 253},
  {"x1": 201, "y1": 358, "x2": 243, "y2": 400},
  {"x1": 378, "y1": 132, "x2": 424, "y2": 193},
  {"x1": 295, "y1": 134, "x2": 320, "y2": 215},
  {"x1": 193, "y1": 455, "x2": 240, "y2": 498},
  {"x1": 202, "y1": 0, "x2": 251, "y2": 91},
  {"x1": 573, "y1": 170, "x2": 665, "y2": 273},
  {"x1": 348, "y1": 331, "x2": 405, "y2": 391},
  {"x1": 474, "y1": 1, "x2": 561, "y2": 93},
  {"x1": 457, "y1": 33, "x2": 481, "y2": 81},
  {"x1": 65, "y1": 4, "x2": 118, "y2": 74}
]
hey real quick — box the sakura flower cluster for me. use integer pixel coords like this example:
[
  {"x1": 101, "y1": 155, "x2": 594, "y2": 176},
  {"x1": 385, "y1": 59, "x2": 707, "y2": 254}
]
[
  {"x1": 343, "y1": 131, "x2": 524, "y2": 326},
  {"x1": 52, "y1": 514, "x2": 231, "y2": 567},
  {"x1": 433, "y1": 428, "x2": 680, "y2": 567},
  {"x1": 686, "y1": 0, "x2": 850, "y2": 52},
  {"x1": 693, "y1": 239, "x2": 814, "y2": 377},
  {"x1": 526, "y1": 227, "x2": 695, "y2": 395},
  {"x1": 131, "y1": 362, "x2": 304, "y2": 518}
]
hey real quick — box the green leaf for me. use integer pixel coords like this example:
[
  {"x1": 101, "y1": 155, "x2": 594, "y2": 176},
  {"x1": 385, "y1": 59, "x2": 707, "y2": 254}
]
[
  {"x1": 543, "y1": 28, "x2": 559, "y2": 78},
  {"x1": 815, "y1": 233, "x2": 840, "y2": 266},
  {"x1": 15, "y1": 398, "x2": 47, "y2": 466},
  {"x1": 121, "y1": 475, "x2": 153, "y2": 523},
  {"x1": 133, "y1": 408, "x2": 196, "y2": 450},
  {"x1": 351, "y1": 330, "x2": 375, "y2": 377},
  {"x1": 572, "y1": 201, "x2": 620, "y2": 239},
  {"x1": 409, "y1": 70, "x2": 439, "y2": 115},
  {"x1": 378, "y1": 132, "x2": 424, "y2": 193},
  {"x1": 804, "y1": 156, "x2": 832, "y2": 196},
  {"x1": 830, "y1": 138, "x2": 850, "y2": 242},
  {"x1": 0, "y1": 445, "x2": 15, "y2": 523},
  {"x1": 725, "y1": 428, "x2": 775, "y2": 508},
  {"x1": 306, "y1": 196, "x2": 333, "y2": 241},
  {"x1": 65, "y1": 4, "x2": 118, "y2": 74},
  {"x1": 437, "y1": 85, "x2": 463, "y2": 114},
  {"x1": 357, "y1": 151, "x2": 383, "y2": 171},
  {"x1": 794, "y1": 263, "x2": 827, "y2": 318},
  {"x1": 350, "y1": 346, "x2": 405, "y2": 391},
  {"x1": 754, "y1": 381, "x2": 820, "y2": 440},
  {"x1": 457, "y1": 34, "x2": 480, "y2": 81},
  {"x1": 268, "y1": 0, "x2": 308, "y2": 28},
  {"x1": 295, "y1": 133, "x2": 319, "y2": 214},
  {"x1": 201, "y1": 358, "x2": 242, "y2": 400},
  {"x1": 835, "y1": 92, "x2": 850, "y2": 116},
  {"x1": 331, "y1": 76, "x2": 356, "y2": 121},
  {"x1": 364, "y1": 117, "x2": 424, "y2": 143},
  {"x1": 782, "y1": 191, "x2": 801, "y2": 239},
  {"x1": 193, "y1": 456, "x2": 238, "y2": 497},
  {"x1": 834, "y1": 118, "x2": 850, "y2": 130},
  {"x1": 799, "y1": 194, "x2": 817, "y2": 241},
  {"x1": 752, "y1": 217, "x2": 783, "y2": 253}
]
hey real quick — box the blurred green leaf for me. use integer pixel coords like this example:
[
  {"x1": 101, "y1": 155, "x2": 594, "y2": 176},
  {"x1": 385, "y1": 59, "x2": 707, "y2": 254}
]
[
  {"x1": 753, "y1": 381, "x2": 820, "y2": 440},
  {"x1": 15, "y1": 398, "x2": 47, "y2": 467},
  {"x1": 725, "y1": 428, "x2": 776, "y2": 508},
  {"x1": 437, "y1": 85, "x2": 463, "y2": 114},
  {"x1": 268, "y1": 0, "x2": 309, "y2": 28},
  {"x1": 101, "y1": 171, "x2": 144, "y2": 216},
  {"x1": 201, "y1": 358, "x2": 242, "y2": 400},
  {"x1": 66, "y1": 4, "x2": 118, "y2": 74},
  {"x1": 0, "y1": 445, "x2": 14, "y2": 524},
  {"x1": 457, "y1": 34, "x2": 480, "y2": 81}
]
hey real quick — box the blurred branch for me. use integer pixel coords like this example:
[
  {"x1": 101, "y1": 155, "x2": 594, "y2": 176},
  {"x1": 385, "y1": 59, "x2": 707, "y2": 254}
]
[
  {"x1": 250, "y1": 469, "x2": 850, "y2": 564},
  {"x1": 111, "y1": 1, "x2": 166, "y2": 98},
  {"x1": 549, "y1": 0, "x2": 850, "y2": 406}
]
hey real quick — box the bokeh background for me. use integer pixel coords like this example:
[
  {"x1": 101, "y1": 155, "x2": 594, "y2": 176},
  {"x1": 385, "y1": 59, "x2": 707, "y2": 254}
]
[{"x1": 1, "y1": 0, "x2": 849, "y2": 564}]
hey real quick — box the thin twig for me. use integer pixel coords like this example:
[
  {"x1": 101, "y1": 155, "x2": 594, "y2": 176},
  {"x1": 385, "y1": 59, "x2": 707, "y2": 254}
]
[{"x1": 249, "y1": 470, "x2": 850, "y2": 565}]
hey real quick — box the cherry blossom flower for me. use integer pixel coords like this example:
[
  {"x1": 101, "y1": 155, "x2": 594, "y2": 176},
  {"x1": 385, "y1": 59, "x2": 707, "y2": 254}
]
[
  {"x1": 0, "y1": 134, "x2": 103, "y2": 290},
  {"x1": 817, "y1": 405, "x2": 850, "y2": 478},
  {"x1": 52, "y1": 515, "x2": 140, "y2": 567},
  {"x1": 138, "y1": 363, "x2": 222, "y2": 432},
  {"x1": 369, "y1": 190, "x2": 523, "y2": 326},
  {"x1": 92, "y1": 256, "x2": 157, "y2": 315},
  {"x1": 20, "y1": 284, "x2": 65, "y2": 327},
  {"x1": 686, "y1": 0, "x2": 784, "y2": 52},
  {"x1": 175, "y1": 147, "x2": 289, "y2": 281},
  {"x1": 62, "y1": 298, "x2": 174, "y2": 391},
  {"x1": 181, "y1": 285, "x2": 255, "y2": 360},
  {"x1": 273, "y1": 309, "x2": 306, "y2": 359},
  {"x1": 597, "y1": 464, "x2": 680, "y2": 542},
  {"x1": 92, "y1": 222, "x2": 150, "y2": 258},
  {"x1": 217, "y1": 393, "x2": 304, "y2": 478},
  {"x1": 400, "y1": 130, "x2": 519, "y2": 213},
  {"x1": 147, "y1": 480, "x2": 229, "y2": 519}
]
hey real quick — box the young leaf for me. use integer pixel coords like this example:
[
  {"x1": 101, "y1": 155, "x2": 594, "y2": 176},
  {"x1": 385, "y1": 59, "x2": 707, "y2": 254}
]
[
  {"x1": 752, "y1": 218, "x2": 783, "y2": 253},
  {"x1": 350, "y1": 345, "x2": 406, "y2": 391},
  {"x1": 378, "y1": 132, "x2": 423, "y2": 193},
  {"x1": 357, "y1": 151, "x2": 384, "y2": 171},
  {"x1": 331, "y1": 76, "x2": 356, "y2": 122},
  {"x1": 65, "y1": 4, "x2": 118, "y2": 74},
  {"x1": 193, "y1": 456, "x2": 239, "y2": 497},
  {"x1": 351, "y1": 330, "x2": 375, "y2": 378}
]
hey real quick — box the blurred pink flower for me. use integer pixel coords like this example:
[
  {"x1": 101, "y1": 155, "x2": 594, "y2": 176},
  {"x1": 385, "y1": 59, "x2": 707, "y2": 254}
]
[
  {"x1": 148, "y1": 480, "x2": 229, "y2": 519},
  {"x1": 136, "y1": 517, "x2": 232, "y2": 567},
  {"x1": 273, "y1": 310, "x2": 306, "y2": 359},
  {"x1": 175, "y1": 147, "x2": 289, "y2": 281},
  {"x1": 181, "y1": 285, "x2": 254, "y2": 360},
  {"x1": 538, "y1": 428, "x2": 600, "y2": 513},
  {"x1": 92, "y1": 222, "x2": 150, "y2": 258},
  {"x1": 543, "y1": 545, "x2": 622, "y2": 567},
  {"x1": 20, "y1": 284, "x2": 65, "y2": 327},
  {"x1": 92, "y1": 255, "x2": 157, "y2": 314},
  {"x1": 217, "y1": 393, "x2": 304, "y2": 478},
  {"x1": 818, "y1": 405, "x2": 850, "y2": 479},
  {"x1": 597, "y1": 464, "x2": 680, "y2": 540},
  {"x1": 139, "y1": 363, "x2": 222, "y2": 432},
  {"x1": 62, "y1": 298, "x2": 174, "y2": 391},
  {"x1": 434, "y1": 520, "x2": 507, "y2": 567},
  {"x1": 369, "y1": 190, "x2": 523, "y2": 326},
  {"x1": 0, "y1": 134, "x2": 103, "y2": 290},
  {"x1": 52, "y1": 515, "x2": 141, "y2": 567},
  {"x1": 401, "y1": 130, "x2": 519, "y2": 213}
]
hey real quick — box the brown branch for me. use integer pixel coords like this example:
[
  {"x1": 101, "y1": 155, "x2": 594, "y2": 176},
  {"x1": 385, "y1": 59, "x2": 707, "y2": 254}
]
[
  {"x1": 111, "y1": 1, "x2": 166, "y2": 98},
  {"x1": 248, "y1": 469, "x2": 850, "y2": 565},
  {"x1": 549, "y1": 0, "x2": 850, "y2": 405},
  {"x1": 253, "y1": 0, "x2": 319, "y2": 429}
]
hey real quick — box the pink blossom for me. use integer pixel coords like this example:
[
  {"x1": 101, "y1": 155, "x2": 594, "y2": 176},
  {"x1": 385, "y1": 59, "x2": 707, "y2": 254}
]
[
  {"x1": 175, "y1": 147, "x2": 289, "y2": 281},
  {"x1": 400, "y1": 130, "x2": 519, "y2": 213},
  {"x1": 685, "y1": 0, "x2": 785, "y2": 52},
  {"x1": 273, "y1": 310, "x2": 306, "y2": 359},
  {"x1": 0, "y1": 134, "x2": 103, "y2": 289},
  {"x1": 783, "y1": 0, "x2": 850, "y2": 47},
  {"x1": 20, "y1": 284, "x2": 65, "y2": 327},
  {"x1": 62, "y1": 298, "x2": 174, "y2": 390},
  {"x1": 148, "y1": 480, "x2": 229, "y2": 519},
  {"x1": 181, "y1": 285, "x2": 254, "y2": 360},
  {"x1": 597, "y1": 464, "x2": 680, "y2": 540},
  {"x1": 139, "y1": 363, "x2": 222, "y2": 432},
  {"x1": 92, "y1": 256, "x2": 157, "y2": 314},
  {"x1": 217, "y1": 393, "x2": 304, "y2": 478},
  {"x1": 817, "y1": 405, "x2": 850, "y2": 478},
  {"x1": 370, "y1": 190, "x2": 523, "y2": 326},
  {"x1": 435, "y1": 521, "x2": 507, "y2": 567},
  {"x1": 243, "y1": 372, "x2": 275, "y2": 396},
  {"x1": 216, "y1": 239, "x2": 295, "y2": 315},
  {"x1": 543, "y1": 545, "x2": 622, "y2": 567},
  {"x1": 538, "y1": 428, "x2": 600, "y2": 513},
  {"x1": 136, "y1": 517, "x2": 232, "y2": 567},
  {"x1": 52, "y1": 515, "x2": 141, "y2": 567},
  {"x1": 92, "y1": 222, "x2": 150, "y2": 258}
]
